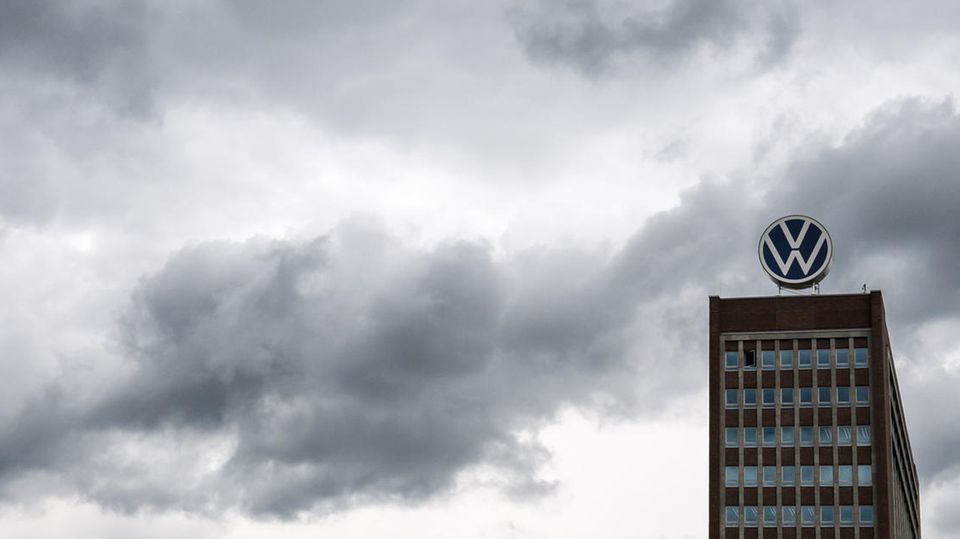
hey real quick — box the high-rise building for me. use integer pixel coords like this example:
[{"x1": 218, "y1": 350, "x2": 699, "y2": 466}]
[{"x1": 708, "y1": 291, "x2": 920, "y2": 538}]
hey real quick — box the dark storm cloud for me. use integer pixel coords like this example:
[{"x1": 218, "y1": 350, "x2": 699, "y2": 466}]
[
  {"x1": 0, "y1": 217, "x2": 721, "y2": 516},
  {"x1": 5, "y1": 97, "x2": 960, "y2": 520},
  {"x1": 511, "y1": 0, "x2": 800, "y2": 75}
]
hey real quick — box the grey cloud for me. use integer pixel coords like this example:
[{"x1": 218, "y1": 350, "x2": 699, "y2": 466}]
[
  {"x1": 3, "y1": 98, "x2": 960, "y2": 525},
  {"x1": 512, "y1": 0, "x2": 800, "y2": 75}
]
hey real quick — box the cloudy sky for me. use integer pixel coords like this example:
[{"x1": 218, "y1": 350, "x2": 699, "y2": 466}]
[{"x1": 2, "y1": 0, "x2": 960, "y2": 537}]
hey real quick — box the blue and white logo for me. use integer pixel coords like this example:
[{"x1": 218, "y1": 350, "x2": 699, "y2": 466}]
[{"x1": 758, "y1": 215, "x2": 832, "y2": 289}]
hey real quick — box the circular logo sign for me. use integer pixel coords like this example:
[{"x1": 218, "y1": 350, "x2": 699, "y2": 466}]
[{"x1": 758, "y1": 215, "x2": 833, "y2": 289}]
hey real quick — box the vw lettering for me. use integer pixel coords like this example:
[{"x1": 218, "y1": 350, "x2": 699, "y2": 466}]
[{"x1": 758, "y1": 215, "x2": 833, "y2": 289}]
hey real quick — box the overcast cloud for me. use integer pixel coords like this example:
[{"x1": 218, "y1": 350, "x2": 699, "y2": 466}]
[{"x1": 2, "y1": 0, "x2": 960, "y2": 537}]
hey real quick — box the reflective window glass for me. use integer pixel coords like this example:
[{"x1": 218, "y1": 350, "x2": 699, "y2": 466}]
[
  {"x1": 762, "y1": 427, "x2": 776, "y2": 447},
  {"x1": 744, "y1": 506, "x2": 759, "y2": 527},
  {"x1": 837, "y1": 426, "x2": 852, "y2": 446},
  {"x1": 744, "y1": 466, "x2": 758, "y2": 487},
  {"x1": 798, "y1": 349, "x2": 811, "y2": 368},
  {"x1": 726, "y1": 389, "x2": 738, "y2": 408},
  {"x1": 781, "y1": 388, "x2": 794, "y2": 406},
  {"x1": 782, "y1": 466, "x2": 796, "y2": 486},
  {"x1": 725, "y1": 427, "x2": 738, "y2": 447},
  {"x1": 726, "y1": 506, "x2": 739, "y2": 526},
  {"x1": 801, "y1": 506, "x2": 815, "y2": 526},
  {"x1": 837, "y1": 387, "x2": 850, "y2": 405},
  {"x1": 836, "y1": 348, "x2": 850, "y2": 368},
  {"x1": 744, "y1": 350, "x2": 757, "y2": 370},
  {"x1": 819, "y1": 427, "x2": 833, "y2": 445},
  {"x1": 782, "y1": 506, "x2": 797, "y2": 526},
  {"x1": 817, "y1": 349, "x2": 831, "y2": 368},
  {"x1": 818, "y1": 387, "x2": 831, "y2": 407},
  {"x1": 858, "y1": 465, "x2": 872, "y2": 486},
  {"x1": 763, "y1": 389, "x2": 775, "y2": 408},
  {"x1": 856, "y1": 387, "x2": 870, "y2": 405},
  {"x1": 763, "y1": 466, "x2": 777, "y2": 486},
  {"x1": 762, "y1": 350, "x2": 775, "y2": 370},
  {"x1": 817, "y1": 350, "x2": 830, "y2": 369},
  {"x1": 744, "y1": 389, "x2": 757, "y2": 407},
  {"x1": 782, "y1": 427, "x2": 795, "y2": 446},
  {"x1": 857, "y1": 426, "x2": 872, "y2": 446},
  {"x1": 800, "y1": 388, "x2": 813, "y2": 407},
  {"x1": 764, "y1": 506, "x2": 777, "y2": 527},
  {"x1": 725, "y1": 351, "x2": 739, "y2": 370},
  {"x1": 840, "y1": 506, "x2": 854, "y2": 526},
  {"x1": 800, "y1": 465, "x2": 814, "y2": 486},
  {"x1": 820, "y1": 465, "x2": 834, "y2": 486},
  {"x1": 839, "y1": 465, "x2": 853, "y2": 486},
  {"x1": 860, "y1": 505, "x2": 874, "y2": 525},
  {"x1": 855, "y1": 348, "x2": 869, "y2": 367},
  {"x1": 744, "y1": 427, "x2": 757, "y2": 447},
  {"x1": 821, "y1": 506, "x2": 835, "y2": 525},
  {"x1": 725, "y1": 466, "x2": 738, "y2": 486},
  {"x1": 780, "y1": 350, "x2": 794, "y2": 369},
  {"x1": 800, "y1": 427, "x2": 813, "y2": 446}
]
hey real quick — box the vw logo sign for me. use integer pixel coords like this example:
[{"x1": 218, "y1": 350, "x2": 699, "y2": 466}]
[{"x1": 758, "y1": 215, "x2": 833, "y2": 289}]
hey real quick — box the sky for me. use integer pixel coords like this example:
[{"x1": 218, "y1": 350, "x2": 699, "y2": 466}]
[{"x1": 1, "y1": 0, "x2": 960, "y2": 537}]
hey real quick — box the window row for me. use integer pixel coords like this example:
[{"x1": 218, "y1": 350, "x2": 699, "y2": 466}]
[
  {"x1": 725, "y1": 348, "x2": 868, "y2": 371},
  {"x1": 725, "y1": 387, "x2": 869, "y2": 408},
  {"x1": 724, "y1": 464, "x2": 872, "y2": 487},
  {"x1": 725, "y1": 505, "x2": 874, "y2": 527},
  {"x1": 725, "y1": 426, "x2": 872, "y2": 448}
]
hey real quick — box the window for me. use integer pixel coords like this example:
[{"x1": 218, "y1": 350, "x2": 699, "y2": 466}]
[
  {"x1": 763, "y1": 466, "x2": 777, "y2": 486},
  {"x1": 801, "y1": 506, "x2": 815, "y2": 526},
  {"x1": 800, "y1": 465, "x2": 814, "y2": 486},
  {"x1": 855, "y1": 347, "x2": 869, "y2": 367},
  {"x1": 762, "y1": 350, "x2": 775, "y2": 370},
  {"x1": 762, "y1": 427, "x2": 776, "y2": 447},
  {"x1": 836, "y1": 348, "x2": 850, "y2": 368},
  {"x1": 837, "y1": 387, "x2": 850, "y2": 405},
  {"x1": 819, "y1": 426, "x2": 833, "y2": 445},
  {"x1": 726, "y1": 428, "x2": 738, "y2": 447},
  {"x1": 820, "y1": 465, "x2": 834, "y2": 486},
  {"x1": 860, "y1": 505, "x2": 874, "y2": 526},
  {"x1": 817, "y1": 349, "x2": 831, "y2": 368},
  {"x1": 780, "y1": 350, "x2": 794, "y2": 369},
  {"x1": 817, "y1": 350, "x2": 830, "y2": 369},
  {"x1": 744, "y1": 466, "x2": 758, "y2": 487},
  {"x1": 782, "y1": 466, "x2": 796, "y2": 486},
  {"x1": 744, "y1": 427, "x2": 757, "y2": 447},
  {"x1": 745, "y1": 350, "x2": 757, "y2": 370},
  {"x1": 744, "y1": 506, "x2": 759, "y2": 527},
  {"x1": 725, "y1": 351, "x2": 739, "y2": 370},
  {"x1": 726, "y1": 506, "x2": 739, "y2": 526},
  {"x1": 798, "y1": 349, "x2": 812, "y2": 369},
  {"x1": 725, "y1": 466, "x2": 738, "y2": 486},
  {"x1": 744, "y1": 389, "x2": 757, "y2": 408},
  {"x1": 839, "y1": 465, "x2": 853, "y2": 486},
  {"x1": 857, "y1": 426, "x2": 872, "y2": 446},
  {"x1": 763, "y1": 389, "x2": 775, "y2": 408},
  {"x1": 818, "y1": 387, "x2": 832, "y2": 407},
  {"x1": 763, "y1": 506, "x2": 777, "y2": 527},
  {"x1": 858, "y1": 465, "x2": 872, "y2": 486},
  {"x1": 800, "y1": 388, "x2": 813, "y2": 407},
  {"x1": 781, "y1": 388, "x2": 794, "y2": 406},
  {"x1": 800, "y1": 427, "x2": 813, "y2": 446},
  {"x1": 782, "y1": 506, "x2": 797, "y2": 526},
  {"x1": 856, "y1": 387, "x2": 870, "y2": 406},
  {"x1": 821, "y1": 506, "x2": 835, "y2": 525},
  {"x1": 840, "y1": 506, "x2": 854, "y2": 526},
  {"x1": 726, "y1": 389, "x2": 738, "y2": 408},
  {"x1": 837, "y1": 426, "x2": 852, "y2": 447},
  {"x1": 782, "y1": 427, "x2": 795, "y2": 446}
]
